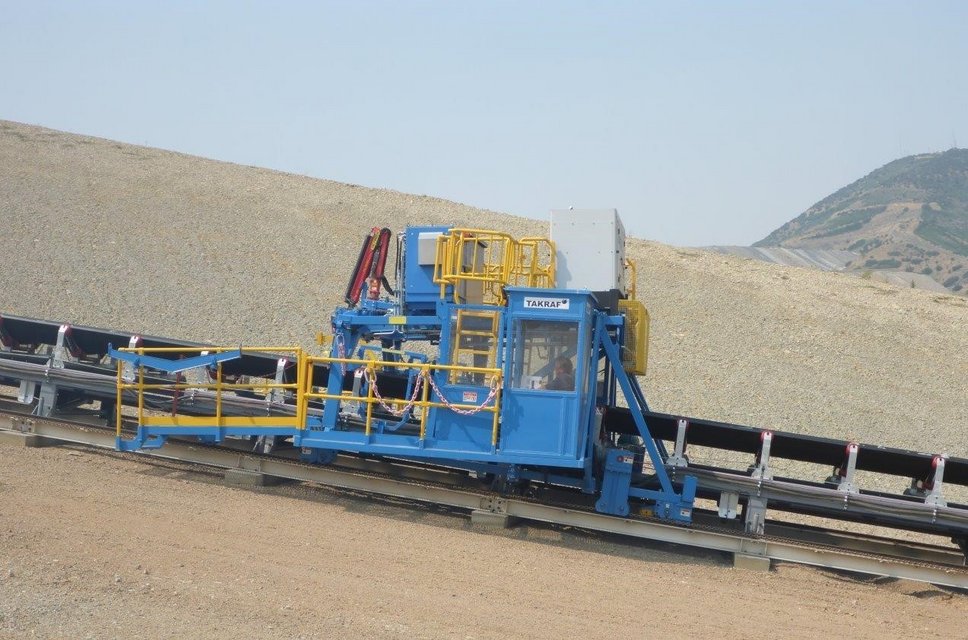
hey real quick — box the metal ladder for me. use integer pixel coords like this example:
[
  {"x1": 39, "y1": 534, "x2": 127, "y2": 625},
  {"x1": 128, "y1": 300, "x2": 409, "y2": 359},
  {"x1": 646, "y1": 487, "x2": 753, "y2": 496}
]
[{"x1": 450, "y1": 309, "x2": 500, "y2": 384}]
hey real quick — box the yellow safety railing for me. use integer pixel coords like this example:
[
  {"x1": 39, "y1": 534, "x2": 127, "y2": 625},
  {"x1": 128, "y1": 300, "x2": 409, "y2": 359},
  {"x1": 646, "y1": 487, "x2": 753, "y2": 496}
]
[
  {"x1": 617, "y1": 299, "x2": 649, "y2": 375},
  {"x1": 617, "y1": 257, "x2": 647, "y2": 373},
  {"x1": 116, "y1": 346, "x2": 506, "y2": 446},
  {"x1": 305, "y1": 354, "x2": 504, "y2": 445},
  {"x1": 513, "y1": 237, "x2": 556, "y2": 289},
  {"x1": 624, "y1": 257, "x2": 637, "y2": 300},
  {"x1": 433, "y1": 228, "x2": 556, "y2": 305},
  {"x1": 114, "y1": 346, "x2": 305, "y2": 437}
]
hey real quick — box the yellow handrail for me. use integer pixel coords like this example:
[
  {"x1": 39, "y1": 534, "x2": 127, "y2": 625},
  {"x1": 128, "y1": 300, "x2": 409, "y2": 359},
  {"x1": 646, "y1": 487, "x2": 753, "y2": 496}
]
[
  {"x1": 434, "y1": 228, "x2": 556, "y2": 305},
  {"x1": 115, "y1": 360, "x2": 123, "y2": 437},
  {"x1": 114, "y1": 346, "x2": 504, "y2": 441},
  {"x1": 625, "y1": 257, "x2": 638, "y2": 300},
  {"x1": 306, "y1": 354, "x2": 503, "y2": 438},
  {"x1": 115, "y1": 346, "x2": 305, "y2": 430},
  {"x1": 514, "y1": 237, "x2": 556, "y2": 289}
]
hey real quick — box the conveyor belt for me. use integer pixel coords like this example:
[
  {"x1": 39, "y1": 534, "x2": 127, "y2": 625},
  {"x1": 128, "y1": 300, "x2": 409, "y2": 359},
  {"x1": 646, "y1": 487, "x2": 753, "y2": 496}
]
[
  {"x1": 603, "y1": 407, "x2": 968, "y2": 487},
  {"x1": 1, "y1": 313, "x2": 301, "y2": 379},
  {"x1": 2, "y1": 311, "x2": 961, "y2": 489}
]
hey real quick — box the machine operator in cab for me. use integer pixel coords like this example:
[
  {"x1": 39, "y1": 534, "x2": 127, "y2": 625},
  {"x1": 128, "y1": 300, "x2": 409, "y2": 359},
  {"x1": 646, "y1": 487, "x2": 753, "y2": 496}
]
[{"x1": 545, "y1": 356, "x2": 575, "y2": 391}]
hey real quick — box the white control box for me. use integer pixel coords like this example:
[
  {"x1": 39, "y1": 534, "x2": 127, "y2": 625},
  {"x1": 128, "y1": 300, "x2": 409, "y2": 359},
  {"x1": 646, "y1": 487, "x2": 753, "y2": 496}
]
[{"x1": 550, "y1": 209, "x2": 626, "y2": 294}]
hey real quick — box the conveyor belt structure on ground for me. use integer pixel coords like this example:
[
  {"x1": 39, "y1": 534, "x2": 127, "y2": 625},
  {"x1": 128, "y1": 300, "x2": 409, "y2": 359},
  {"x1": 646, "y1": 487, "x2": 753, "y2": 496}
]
[{"x1": 2, "y1": 312, "x2": 966, "y2": 589}]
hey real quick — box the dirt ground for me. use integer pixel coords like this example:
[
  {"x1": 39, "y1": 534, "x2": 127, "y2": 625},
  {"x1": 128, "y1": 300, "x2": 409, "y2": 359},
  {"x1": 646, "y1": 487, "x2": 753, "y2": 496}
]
[{"x1": 1, "y1": 443, "x2": 965, "y2": 640}]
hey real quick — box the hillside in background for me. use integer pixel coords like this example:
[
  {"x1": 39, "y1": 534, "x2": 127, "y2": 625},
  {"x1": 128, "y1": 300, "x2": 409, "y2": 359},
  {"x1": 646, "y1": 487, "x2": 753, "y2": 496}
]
[{"x1": 755, "y1": 149, "x2": 968, "y2": 293}]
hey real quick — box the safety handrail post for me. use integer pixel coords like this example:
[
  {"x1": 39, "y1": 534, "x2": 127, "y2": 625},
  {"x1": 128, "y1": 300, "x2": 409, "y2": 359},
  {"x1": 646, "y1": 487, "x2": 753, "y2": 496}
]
[
  {"x1": 419, "y1": 367, "x2": 430, "y2": 439},
  {"x1": 137, "y1": 346, "x2": 145, "y2": 426},
  {"x1": 490, "y1": 373, "x2": 502, "y2": 447},
  {"x1": 293, "y1": 348, "x2": 303, "y2": 429},
  {"x1": 215, "y1": 363, "x2": 223, "y2": 426},
  {"x1": 364, "y1": 363, "x2": 375, "y2": 436},
  {"x1": 115, "y1": 359, "x2": 123, "y2": 438},
  {"x1": 625, "y1": 258, "x2": 637, "y2": 300}
]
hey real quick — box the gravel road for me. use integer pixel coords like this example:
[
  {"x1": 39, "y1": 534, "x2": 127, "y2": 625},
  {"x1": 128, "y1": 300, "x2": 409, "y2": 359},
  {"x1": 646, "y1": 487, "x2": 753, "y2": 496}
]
[{"x1": 2, "y1": 445, "x2": 966, "y2": 640}]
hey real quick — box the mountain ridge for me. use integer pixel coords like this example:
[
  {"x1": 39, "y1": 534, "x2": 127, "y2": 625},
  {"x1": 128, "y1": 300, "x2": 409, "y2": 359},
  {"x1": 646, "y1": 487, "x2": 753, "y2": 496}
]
[{"x1": 755, "y1": 149, "x2": 968, "y2": 293}]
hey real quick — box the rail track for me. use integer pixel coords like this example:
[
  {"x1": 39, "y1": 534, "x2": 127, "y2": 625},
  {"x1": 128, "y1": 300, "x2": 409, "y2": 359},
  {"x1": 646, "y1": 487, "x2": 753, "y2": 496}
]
[{"x1": 3, "y1": 407, "x2": 966, "y2": 590}]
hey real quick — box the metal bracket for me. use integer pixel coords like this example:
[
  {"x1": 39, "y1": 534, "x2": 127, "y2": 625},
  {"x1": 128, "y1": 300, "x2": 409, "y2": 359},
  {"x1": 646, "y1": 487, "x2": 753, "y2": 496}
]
[
  {"x1": 121, "y1": 336, "x2": 141, "y2": 382},
  {"x1": 904, "y1": 454, "x2": 948, "y2": 508},
  {"x1": 0, "y1": 319, "x2": 11, "y2": 351},
  {"x1": 254, "y1": 435, "x2": 277, "y2": 455},
  {"x1": 750, "y1": 431, "x2": 773, "y2": 481},
  {"x1": 718, "y1": 491, "x2": 739, "y2": 519},
  {"x1": 478, "y1": 496, "x2": 509, "y2": 514},
  {"x1": 51, "y1": 324, "x2": 71, "y2": 369},
  {"x1": 352, "y1": 367, "x2": 365, "y2": 395},
  {"x1": 744, "y1": 497, "x2": 768, "y2": 535},
  {"x1": 666, "y1": 418, "x2": 690, "y2": 468},
  {"x1": 337, "y1": 368, "x2": 366, "y2": 417},
  {"x1": 255, "y1": 360, "x2": 289, "y2": 455},
  {"x1": 34, "y1": 381, "x2": 58, "y2": 417},
  {"x1": 29, "y1": 325, "x2": 76, "y2": 416},
  {"x1": 269, "y1": 357, "x2": 288, "y2": 405},
  {"x1": 6, "y1": 415, "x2": 33, "y2": 433},
  {"x1": 925, "y1": 456, "x2": 948, "y2": 508},
  {"x1": 17, "y1": 380, "x2": 37, "y2": 404},
  {"x1": 744, "y1": 431, "x2": 773, "y2": 534},
  {"x1": 832, "y1": 442, "x2": 860, "y2": 494}
]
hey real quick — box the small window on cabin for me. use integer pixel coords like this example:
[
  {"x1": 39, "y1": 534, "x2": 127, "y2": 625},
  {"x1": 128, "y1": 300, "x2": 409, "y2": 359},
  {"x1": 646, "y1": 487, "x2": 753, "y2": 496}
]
[{"x1": 511, "y1": 319, "x2": 578, "y2": 391}]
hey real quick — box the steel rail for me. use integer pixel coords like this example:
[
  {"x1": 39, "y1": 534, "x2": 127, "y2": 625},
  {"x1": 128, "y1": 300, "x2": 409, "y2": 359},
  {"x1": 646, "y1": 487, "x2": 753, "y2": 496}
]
[{"x1": 2, "y1": 412, "x2": 966, "y2": 589}]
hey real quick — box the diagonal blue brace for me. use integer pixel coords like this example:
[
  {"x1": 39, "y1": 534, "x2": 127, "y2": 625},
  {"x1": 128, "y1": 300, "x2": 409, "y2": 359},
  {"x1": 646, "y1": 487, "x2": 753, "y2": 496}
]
[{"x1": 108, "y1": 345, "x2": 242, "y2": 374}]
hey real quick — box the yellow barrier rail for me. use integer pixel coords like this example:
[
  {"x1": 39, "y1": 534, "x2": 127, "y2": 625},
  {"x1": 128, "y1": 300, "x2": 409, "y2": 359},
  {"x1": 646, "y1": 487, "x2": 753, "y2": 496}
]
[
  {"x1": 306, "y1": 354, "x2": 504, "y2": 445},
  {"x1": 115, "y1": 346, "x2": 504, "y2": 446},
  {"x1": 114, "y1": 346, "x2": 305, "y2": 436},
  {"x1": 624, "y1": 257, "x2": 637, "y2": 300},
  {"x1": 434, "y1": 228, "x2": 556, "y2": 305},
  {"x1": 514, "y1": 237, "x2": 556, "y2": 289}
]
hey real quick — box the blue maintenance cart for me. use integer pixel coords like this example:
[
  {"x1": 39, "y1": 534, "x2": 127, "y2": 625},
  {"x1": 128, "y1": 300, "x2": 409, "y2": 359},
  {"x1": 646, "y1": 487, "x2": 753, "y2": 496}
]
[{"x1": 110, "y1": 216, "x2": 697, "y2": 523}]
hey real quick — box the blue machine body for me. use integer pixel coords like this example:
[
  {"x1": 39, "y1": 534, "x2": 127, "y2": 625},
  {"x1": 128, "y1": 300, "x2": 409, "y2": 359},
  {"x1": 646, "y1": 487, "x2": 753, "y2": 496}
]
[
  {"x1": 110, "y1": 226, "x2": 697, "y2": 524},
  {"x1": 302, "y1": 288, "x2": 595, "y2": 467}
]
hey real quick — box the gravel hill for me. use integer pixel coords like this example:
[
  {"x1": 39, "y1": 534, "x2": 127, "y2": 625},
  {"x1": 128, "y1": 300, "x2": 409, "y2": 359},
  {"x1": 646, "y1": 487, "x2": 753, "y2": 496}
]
[{"x1": 2, "y1": 119, "x2": 966, "y2": 475}]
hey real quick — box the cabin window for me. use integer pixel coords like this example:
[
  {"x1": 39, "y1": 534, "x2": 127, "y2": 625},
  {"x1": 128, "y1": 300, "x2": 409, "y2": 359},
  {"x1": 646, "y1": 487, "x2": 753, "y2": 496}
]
[{"x1": 510, "y1": 319, "x2": 578, "y2": 391}]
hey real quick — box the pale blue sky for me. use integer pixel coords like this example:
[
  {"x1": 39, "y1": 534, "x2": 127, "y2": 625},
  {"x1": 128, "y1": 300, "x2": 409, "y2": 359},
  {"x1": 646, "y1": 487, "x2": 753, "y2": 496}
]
[{"x1": 2, "y1": 1, "x2": 966, "y2": 246}]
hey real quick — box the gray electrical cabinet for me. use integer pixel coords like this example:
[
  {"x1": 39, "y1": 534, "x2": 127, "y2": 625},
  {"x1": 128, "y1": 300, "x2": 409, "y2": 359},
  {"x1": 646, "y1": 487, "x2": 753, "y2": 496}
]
[{"x1": 550, "y1": 209, "x2": 626, "y2": 295}]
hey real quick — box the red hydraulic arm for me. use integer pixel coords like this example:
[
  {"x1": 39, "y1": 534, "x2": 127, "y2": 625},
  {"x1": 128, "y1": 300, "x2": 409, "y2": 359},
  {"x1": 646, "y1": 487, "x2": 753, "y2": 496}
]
[{"x1": 344, "y1": 227, "x2": 392, "y2": 306}]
